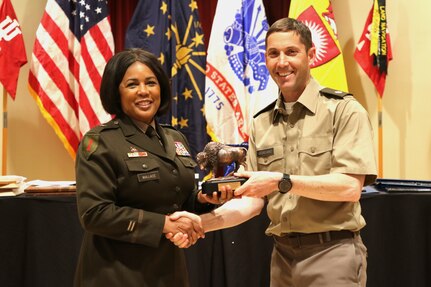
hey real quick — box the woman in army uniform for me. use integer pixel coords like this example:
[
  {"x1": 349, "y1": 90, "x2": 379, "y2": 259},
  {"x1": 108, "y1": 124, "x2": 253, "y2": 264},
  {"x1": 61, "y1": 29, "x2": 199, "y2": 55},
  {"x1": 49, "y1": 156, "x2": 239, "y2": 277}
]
[{"x1": 74, "y1": 48, "x2": 227, "y2": 287}]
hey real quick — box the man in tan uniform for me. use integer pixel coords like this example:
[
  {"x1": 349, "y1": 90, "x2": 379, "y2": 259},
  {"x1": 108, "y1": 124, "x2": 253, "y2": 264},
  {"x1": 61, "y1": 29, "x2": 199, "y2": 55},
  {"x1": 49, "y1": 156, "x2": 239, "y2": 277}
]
[{"x1": 169, "y1": 18, "x2": 377, "y2": 287}]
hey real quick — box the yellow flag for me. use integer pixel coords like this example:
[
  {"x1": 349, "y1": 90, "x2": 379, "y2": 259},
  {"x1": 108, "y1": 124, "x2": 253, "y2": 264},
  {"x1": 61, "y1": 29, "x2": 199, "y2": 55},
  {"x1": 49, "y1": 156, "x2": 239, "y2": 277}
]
[{"x1": 288, "y1": 0, "x2": 348, "y2": 91}]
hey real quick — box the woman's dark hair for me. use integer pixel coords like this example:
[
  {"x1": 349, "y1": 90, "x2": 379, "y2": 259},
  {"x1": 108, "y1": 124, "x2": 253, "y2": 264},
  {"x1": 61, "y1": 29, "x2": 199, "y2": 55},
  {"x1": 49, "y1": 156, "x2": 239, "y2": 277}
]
[
  {"x1": 100, "y1": 48, "x2": 172, "y2": 117},
  {"x1": 265, "y1": 18, "x2": 313, "y2": 51}
]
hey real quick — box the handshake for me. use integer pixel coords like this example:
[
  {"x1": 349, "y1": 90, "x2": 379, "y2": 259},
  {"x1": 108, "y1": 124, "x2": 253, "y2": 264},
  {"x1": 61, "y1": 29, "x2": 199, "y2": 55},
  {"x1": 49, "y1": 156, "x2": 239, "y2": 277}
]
[{"x1": 164, "y1": 211, "x2": 205, "y2": 248}]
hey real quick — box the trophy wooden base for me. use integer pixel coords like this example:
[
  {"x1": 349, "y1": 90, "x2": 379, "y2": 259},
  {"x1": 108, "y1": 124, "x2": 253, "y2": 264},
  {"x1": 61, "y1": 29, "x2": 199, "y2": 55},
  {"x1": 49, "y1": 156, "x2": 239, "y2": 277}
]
[{"x1": 201, "y1": 176, "x2": 247, "y2": 195}]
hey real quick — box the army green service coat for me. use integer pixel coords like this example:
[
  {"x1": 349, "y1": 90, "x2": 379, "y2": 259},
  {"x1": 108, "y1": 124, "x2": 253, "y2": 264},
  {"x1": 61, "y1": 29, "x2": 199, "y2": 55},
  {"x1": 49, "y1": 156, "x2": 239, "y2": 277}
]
[{"x1": 74, "y1": 116, "x2": 212, "y2": 287}]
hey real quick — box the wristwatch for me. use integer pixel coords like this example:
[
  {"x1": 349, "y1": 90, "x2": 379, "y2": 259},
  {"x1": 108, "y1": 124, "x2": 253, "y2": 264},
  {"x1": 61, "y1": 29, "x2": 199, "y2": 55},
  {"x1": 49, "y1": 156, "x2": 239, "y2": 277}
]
[{"x1": 278, "y1": 173, "x2": 292, "y2": 194}]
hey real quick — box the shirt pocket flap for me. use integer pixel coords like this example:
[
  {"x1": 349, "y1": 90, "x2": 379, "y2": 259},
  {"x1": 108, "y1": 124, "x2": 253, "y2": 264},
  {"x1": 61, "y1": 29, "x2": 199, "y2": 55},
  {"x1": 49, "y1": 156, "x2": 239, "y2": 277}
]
[
  {"x1": 125, "y1": 158, "x2": 160, "y2": 172},
  {"x1": 256, "y1": 145, "x2": 284, "y2": 167},
  {"x1": 298, "y1": 137, "x2": 332, "y2": 156}
]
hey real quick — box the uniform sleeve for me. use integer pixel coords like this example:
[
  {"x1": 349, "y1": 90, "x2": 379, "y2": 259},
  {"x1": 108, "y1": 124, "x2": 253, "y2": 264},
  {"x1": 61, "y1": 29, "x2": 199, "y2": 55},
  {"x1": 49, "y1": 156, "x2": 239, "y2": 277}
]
[
  {"x1": 76, "y1": 132, "x2": 165, "y2": 248},
  {"x1": 331, "y1": 99, "x2": 378, "y2": 186},
  {"x1": 245, "y1": 118, "x2": 258, "y2": 172}
]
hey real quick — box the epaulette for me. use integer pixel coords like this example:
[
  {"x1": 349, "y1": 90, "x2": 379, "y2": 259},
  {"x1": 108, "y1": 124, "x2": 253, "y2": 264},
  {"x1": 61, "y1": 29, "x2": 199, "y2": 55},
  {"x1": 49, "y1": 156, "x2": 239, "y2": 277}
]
[
  {"x1": 160, "y1": 123, "x2": 177, "y2": 130},
  {"x1": 160, "y1": 123, "x2": 190, "y2": 146},
  {"x1": 320, "y1": 87, "x2": 352, "y2": 99},
  {"x1": 253, "y1": 99, "x2": 277, "y2": 118}
]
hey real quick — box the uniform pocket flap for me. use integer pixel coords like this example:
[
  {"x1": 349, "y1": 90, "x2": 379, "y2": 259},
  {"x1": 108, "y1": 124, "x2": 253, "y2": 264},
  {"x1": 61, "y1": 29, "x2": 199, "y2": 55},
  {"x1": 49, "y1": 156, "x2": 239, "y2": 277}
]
[
  {"x1": 298, "y1": 137, "x2": 332, "y2": 156},
  {"x1": 256, "y1": 145, "x2": 284, "y2": 166},
  {"x1": 125, "y1": 158, "x2": 160, "y2": 172}
]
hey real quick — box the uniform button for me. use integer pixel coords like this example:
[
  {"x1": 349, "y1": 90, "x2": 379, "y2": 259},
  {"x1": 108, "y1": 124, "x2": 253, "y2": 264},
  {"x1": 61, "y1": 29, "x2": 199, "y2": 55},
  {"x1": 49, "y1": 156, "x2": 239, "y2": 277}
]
[
  {"x1": 289, "y1": 124, "x2": 294, "y2": 128},
  {"x1": 310, "y1": 147, "x2": 316, "y2": 153},
  {"x1": 290, "y1": 146, "x2": 294, "y2": 152},
  {"x1": 175, "y1": 186, "x2": 181, "y2": 192},
  {"x1": 172, "y1": 169, "x2": 178, "y2": 175},
  {"x1": 142, "y1": 164, "x2": 148, "y2": 169}
]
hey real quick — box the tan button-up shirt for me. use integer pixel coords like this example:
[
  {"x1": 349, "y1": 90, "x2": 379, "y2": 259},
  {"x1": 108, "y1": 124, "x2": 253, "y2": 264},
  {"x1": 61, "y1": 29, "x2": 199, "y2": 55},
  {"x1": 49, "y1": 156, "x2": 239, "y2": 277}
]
[{"x1": 247, "y1": 79, "x2": 377, "y2": 236}]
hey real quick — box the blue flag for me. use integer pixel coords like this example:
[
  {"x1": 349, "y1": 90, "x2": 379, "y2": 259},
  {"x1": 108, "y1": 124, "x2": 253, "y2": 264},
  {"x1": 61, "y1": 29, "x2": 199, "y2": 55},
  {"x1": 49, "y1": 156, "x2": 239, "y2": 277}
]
[{"x1": 125, "y1": 0, "x2": 208, "y2": 161}]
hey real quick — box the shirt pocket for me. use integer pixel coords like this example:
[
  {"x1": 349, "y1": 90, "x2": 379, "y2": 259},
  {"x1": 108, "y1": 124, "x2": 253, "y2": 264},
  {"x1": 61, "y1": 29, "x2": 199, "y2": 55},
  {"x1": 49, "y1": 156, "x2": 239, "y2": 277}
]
[
  {"x1": 298, "y1": 137, "x2": 332, "y2": 174},
  {"x1": 125, "y1": 158, "x2": 161, "y2": 183},
  {"x1": 256, "y1": 145, "x2": 284, "y2": 171}
]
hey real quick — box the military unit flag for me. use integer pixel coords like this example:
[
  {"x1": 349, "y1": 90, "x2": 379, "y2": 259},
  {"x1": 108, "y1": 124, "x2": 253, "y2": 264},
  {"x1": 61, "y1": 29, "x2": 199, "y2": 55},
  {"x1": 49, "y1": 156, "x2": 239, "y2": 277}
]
[
  {"x1": 0, "y1": 0, "x2": 27, "y2": 99},
  {"x1": 204, "y1": 0, "x2": 278, "y2": 144},
  {"x1": 28, "y1": 0, "x2": 114, "y2": 158},
  {"x1": 288, "y1": 0, "x2": 348, "y2": 92},
  {"x1": 354, "y1": 0, "x2": 392, "y2": 97},
  {"x1": 125, "y1": 0, "x2": 208, "y2": 159}
]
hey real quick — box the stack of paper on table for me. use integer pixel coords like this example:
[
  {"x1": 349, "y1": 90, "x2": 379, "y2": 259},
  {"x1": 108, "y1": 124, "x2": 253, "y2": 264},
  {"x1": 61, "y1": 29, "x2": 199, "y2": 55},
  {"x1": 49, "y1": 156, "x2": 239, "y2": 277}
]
[
  {"x1": 24, "y1": 180, "x2": 76, "y2": 194},
  {"x1": 0, "y1": 175, "x2": 27, "y2": 196}
]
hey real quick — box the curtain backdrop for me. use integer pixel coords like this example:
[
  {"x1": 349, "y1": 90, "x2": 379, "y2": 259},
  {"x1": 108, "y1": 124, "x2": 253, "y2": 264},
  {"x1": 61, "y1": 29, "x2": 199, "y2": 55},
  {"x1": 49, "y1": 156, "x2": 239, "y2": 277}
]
[{"x1": 108, "y1": 0, "x2": 290, "y2": 53}]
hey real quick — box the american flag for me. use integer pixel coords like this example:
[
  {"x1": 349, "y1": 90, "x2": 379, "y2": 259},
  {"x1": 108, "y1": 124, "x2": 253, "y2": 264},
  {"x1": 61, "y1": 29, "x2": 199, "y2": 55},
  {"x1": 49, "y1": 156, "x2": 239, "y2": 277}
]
[{"x1": 28, "y1": 0, "x2": 114, "y2": 158}]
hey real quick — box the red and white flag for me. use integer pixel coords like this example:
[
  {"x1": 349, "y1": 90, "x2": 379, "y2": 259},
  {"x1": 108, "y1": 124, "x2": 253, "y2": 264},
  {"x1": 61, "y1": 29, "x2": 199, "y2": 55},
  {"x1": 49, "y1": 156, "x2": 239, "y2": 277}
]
[
  {"x1": 0, "y1": 0, "x2": 27, "y2": 99},
  {"x1": 354, "y1": 0, "x2": 392, "y2": 97},
  {"x1": 28, "y1": 0, "x2": 114, "y2": 158}
]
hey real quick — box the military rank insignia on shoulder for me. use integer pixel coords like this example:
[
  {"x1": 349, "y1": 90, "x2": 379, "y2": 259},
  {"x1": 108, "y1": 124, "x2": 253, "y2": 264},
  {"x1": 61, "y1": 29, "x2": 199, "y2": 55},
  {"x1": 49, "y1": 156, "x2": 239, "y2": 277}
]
[
  {"x1": 160, "y1": 123, "x2": 177, "y2": 130},
  {"x1": 320, "y1": 87, "x2": 352, "y2": 99}
]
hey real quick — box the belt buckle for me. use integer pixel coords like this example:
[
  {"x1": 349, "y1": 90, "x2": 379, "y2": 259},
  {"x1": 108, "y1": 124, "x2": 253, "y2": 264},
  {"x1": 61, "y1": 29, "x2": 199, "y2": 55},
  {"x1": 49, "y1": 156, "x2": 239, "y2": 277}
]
[
  {"x1": 318, "y1": 231, "x2": 332, "y2": 243},
  {"x1": 295, "y1": 235, "x2": 301, "y2": 248}
]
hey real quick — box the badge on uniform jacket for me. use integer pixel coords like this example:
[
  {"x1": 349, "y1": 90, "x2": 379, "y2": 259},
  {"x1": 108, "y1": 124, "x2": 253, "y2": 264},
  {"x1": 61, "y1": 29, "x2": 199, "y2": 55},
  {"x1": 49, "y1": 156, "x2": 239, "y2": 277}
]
[
  {"x1": 174, "y1": 141, "x2": 191, "y2": 156},
  {"x1": 127, "y1": 146, "x2": 148, "y2": 158}
]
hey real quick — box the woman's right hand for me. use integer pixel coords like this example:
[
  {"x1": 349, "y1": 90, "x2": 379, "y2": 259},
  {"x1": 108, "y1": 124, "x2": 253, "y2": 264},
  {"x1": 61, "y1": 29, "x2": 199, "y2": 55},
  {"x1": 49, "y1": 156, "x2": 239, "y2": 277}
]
[{"x1": 163, "y1": 211, "x2": 204, "y2": 246}]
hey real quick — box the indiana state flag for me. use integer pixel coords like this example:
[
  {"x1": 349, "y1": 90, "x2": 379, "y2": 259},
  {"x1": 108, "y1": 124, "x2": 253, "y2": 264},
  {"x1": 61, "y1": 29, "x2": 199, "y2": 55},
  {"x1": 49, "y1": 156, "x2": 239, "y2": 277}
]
[
  {"x1": 125, "y1": 0, "x2": 208, "y2": 159},
  {"x1": 289, "y1": 0, "x2": 348, "y2": 91},
  {"x1": 205, "y1": 0, "x2": 278, "y2": 144}
]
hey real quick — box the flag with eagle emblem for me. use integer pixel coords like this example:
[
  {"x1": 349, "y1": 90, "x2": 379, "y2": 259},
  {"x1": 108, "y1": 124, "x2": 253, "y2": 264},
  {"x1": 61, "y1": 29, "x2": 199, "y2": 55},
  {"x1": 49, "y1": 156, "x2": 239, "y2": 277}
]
[{"x1": 205, "y1": 0, "x2": 278, "y2": 144}]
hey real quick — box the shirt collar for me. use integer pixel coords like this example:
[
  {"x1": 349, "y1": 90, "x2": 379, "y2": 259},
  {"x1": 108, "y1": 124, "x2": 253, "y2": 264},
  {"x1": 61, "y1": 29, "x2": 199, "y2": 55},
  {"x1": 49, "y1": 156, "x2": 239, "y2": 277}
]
[
  {"x1": 271, "y1": 78, "x2": 323, "y2": 123},
  {"x1": 131, "y1": 118, "x2": 156, "y2": 134}
]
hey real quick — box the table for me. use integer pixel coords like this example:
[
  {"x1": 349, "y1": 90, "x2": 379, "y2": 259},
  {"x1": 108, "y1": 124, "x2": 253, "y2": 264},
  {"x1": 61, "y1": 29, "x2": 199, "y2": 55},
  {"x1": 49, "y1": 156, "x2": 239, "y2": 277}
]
[
  {"x1": 0, "y1": 195, "x2": 83, "y2": 287},
  {"x1": 0, "y1": 191, "x2": 430, "y2": 287},
  {"x1": 359, "y1": 192, "x2": 431, "y2": 287}
]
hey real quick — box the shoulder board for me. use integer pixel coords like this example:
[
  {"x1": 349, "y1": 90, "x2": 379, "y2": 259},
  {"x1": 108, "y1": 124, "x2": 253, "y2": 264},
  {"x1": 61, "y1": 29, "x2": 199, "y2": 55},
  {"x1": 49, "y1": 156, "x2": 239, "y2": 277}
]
[
  {"x1": 320, "y1": 87, "x2": 352, "y2": 99},
  {"x1": 101, "y1": 119, "x2": 121, "y2": 130},
  {"x1": 253, "y1": 100, "x2": 277, "y2": 118},
  {"x1": 160, "y1": 124, "x2": 191, "y2": 149},
  {"x1": 160, "y1": 123, "x2": 177, "y2": 130}
]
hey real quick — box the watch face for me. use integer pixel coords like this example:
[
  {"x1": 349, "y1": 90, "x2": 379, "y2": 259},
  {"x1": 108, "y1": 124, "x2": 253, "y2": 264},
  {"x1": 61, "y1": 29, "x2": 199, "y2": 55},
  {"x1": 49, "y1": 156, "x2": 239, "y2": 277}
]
[
  {"x1": 278, "y1": 174, "x2": 292, "y2": 193},
  {"x1": 280, "y1": 181, "x2": 291, "y2": 192}
]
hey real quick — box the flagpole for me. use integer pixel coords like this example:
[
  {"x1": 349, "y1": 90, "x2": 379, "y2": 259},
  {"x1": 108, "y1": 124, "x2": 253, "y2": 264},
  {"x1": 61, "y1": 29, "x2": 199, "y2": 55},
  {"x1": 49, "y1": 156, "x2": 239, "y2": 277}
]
[
  {"x1": 2, "y1": 88, "x2": 7, "y2": 175},
  {"x1": 377, "y1": 96, "x2": 383, "y2": 178}
]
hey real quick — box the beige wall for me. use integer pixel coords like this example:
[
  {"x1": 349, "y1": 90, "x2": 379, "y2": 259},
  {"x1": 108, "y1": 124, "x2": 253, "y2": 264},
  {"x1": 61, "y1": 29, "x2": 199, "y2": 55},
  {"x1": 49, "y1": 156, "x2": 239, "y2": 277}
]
[{"x1": 2, "y1": 0, "x2": 430, "y2": 181}]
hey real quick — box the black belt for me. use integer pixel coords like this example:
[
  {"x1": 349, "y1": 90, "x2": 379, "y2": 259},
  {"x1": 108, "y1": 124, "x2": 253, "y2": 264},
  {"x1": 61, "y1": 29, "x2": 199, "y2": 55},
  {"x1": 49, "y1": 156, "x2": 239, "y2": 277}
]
[{"x1": 277, "y1": 230, "x2": 358, "y2": 248}]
